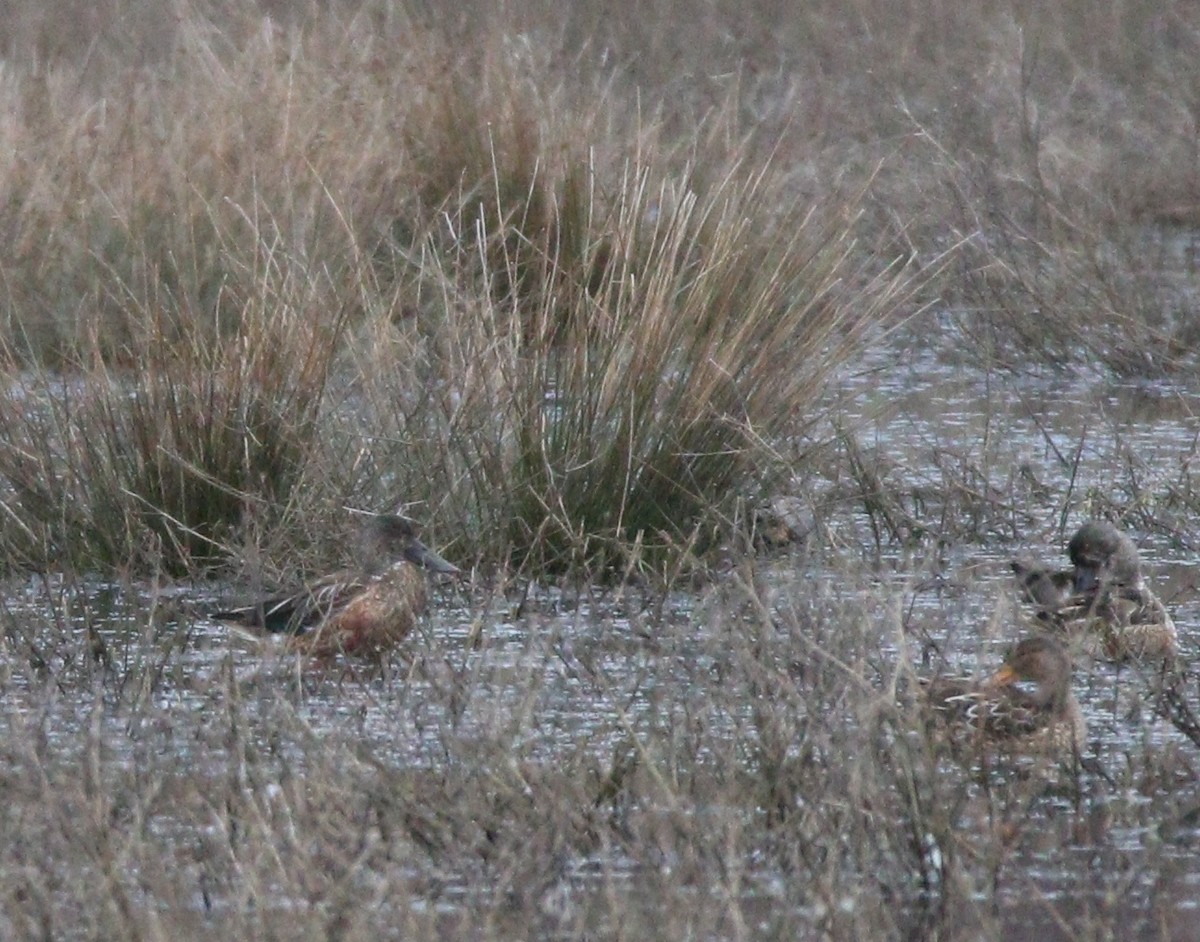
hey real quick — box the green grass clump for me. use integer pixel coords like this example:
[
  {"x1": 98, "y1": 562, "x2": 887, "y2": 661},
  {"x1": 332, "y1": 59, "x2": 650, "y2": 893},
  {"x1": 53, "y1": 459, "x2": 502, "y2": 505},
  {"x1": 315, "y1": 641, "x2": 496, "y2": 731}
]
[{"x1": 498, "y1": 167, "x2": 916, "y2": 572}]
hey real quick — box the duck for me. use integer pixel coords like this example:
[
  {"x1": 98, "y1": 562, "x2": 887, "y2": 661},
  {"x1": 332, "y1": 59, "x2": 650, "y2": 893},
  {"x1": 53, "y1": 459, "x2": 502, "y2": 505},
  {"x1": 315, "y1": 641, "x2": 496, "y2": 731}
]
[
  {"x1": 923, "y1": 636, "x2": 1086, "y2": 757},
  {"x1": 1009, "y1": 522, "x2": 1177, "y2": 661},
  {"x1": 1060, "y1": 521, "x2": 1177, "y2": 661},
  {"x1": 213, "y1": 513, "x2": 460, "y2": 658},
  {"x1": 1010, "y1": 558, "x2": 1075, "y2": 621}
]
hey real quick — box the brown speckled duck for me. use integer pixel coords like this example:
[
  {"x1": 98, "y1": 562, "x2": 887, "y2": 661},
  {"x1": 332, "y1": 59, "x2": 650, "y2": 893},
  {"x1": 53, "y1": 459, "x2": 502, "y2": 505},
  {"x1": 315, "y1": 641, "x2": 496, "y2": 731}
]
[
  {"x1": 1011, "y1": 522, "x2": 1177, "y2": 661},
  {"x1": 923, "y1": 636, "x2": 1086, "y2": 757},
  {"x1": 214, "y1": 514, "x2": 460, "y2": 659},
  {"x1": 1061, "y1": 521, "x2": 1177, "y2": 661}
]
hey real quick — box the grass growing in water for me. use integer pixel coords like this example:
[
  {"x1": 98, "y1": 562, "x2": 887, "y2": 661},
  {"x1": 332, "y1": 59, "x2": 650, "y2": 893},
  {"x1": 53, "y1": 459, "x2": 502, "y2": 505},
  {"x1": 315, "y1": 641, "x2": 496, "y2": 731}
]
[
  {"x1": 0, "y1": 5, "x2": 926, "y2": 577},
  {"x1": 0, "y1": 7, "x2": 1198, "y2": 941},
  {"x1": 354, "y1": 153, "x2": 924, "y2": 575}
]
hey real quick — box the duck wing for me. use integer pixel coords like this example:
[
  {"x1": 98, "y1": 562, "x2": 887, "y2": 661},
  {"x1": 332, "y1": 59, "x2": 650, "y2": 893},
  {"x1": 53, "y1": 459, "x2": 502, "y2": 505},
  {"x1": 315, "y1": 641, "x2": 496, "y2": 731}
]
[{"x1": 213, "y1": 572, "x2": 365, "y2": 635}]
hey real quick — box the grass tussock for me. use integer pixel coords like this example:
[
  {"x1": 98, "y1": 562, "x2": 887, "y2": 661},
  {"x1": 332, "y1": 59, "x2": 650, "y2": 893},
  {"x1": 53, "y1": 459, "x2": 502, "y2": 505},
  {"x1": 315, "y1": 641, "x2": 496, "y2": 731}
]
[
  {"x1": 0, "y1": 256, "x2": 345, "y2": 573},
  {"x1": 356, "y1": 156, "x2": 922, "y2": 574},
  {"x1": 0, "y1": 0, "x2": 935, "y2": 576}
]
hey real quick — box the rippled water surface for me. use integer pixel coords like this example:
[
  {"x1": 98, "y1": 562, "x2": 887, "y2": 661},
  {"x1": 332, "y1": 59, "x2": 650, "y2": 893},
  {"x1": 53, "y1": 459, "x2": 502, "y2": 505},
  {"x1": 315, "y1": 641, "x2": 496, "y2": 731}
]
[{"x1": 3, "y1": 355, "x2": 1199, "y2": 940}]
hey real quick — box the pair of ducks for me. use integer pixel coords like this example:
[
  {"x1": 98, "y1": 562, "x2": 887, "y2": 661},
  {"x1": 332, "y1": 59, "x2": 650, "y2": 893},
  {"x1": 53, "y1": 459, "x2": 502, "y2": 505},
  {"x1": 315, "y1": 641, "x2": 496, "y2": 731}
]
[{"x1": 927, "y1": 520, "x2": 1177, "y2": 757}]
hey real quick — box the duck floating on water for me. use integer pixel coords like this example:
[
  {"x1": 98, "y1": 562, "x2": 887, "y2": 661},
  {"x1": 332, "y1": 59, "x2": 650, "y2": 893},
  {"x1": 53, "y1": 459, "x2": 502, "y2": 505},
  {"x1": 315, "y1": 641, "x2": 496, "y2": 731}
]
[
  {"x1": 214, "y1": 513, "x2": 460, "y2": 659},
  {"x1": 1012, "y1": 521, "x2": 1177, "y2": 662},
  {"x1": 923, "y1": 636, "x2": 1086, "y2": 757}
]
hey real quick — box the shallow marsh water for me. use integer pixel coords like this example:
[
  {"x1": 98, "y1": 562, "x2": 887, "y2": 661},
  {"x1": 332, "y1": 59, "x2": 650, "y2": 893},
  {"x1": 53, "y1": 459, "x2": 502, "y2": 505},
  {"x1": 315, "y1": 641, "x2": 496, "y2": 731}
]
[{"x1": 2, "y1": 358, "x2": 1200, "y2": 940}]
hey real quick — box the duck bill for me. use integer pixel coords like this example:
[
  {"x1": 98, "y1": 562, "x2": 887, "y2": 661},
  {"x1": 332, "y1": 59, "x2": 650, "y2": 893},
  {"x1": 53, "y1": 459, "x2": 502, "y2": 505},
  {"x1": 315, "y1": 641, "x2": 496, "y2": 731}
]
[
  {"x1": 406, "y1": 539, "x2": 461, "y2": 576},
  {"x1": 989, "y1": 665, "x2": 1018, "y2": 687},
  {"x1": 1073, "y1": 567, "x2": 1099, "y2": 594}
]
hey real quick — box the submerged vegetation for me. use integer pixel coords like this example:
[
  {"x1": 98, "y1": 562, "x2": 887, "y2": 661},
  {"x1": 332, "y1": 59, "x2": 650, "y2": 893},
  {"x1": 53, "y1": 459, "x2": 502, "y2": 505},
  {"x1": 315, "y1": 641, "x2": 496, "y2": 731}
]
[{"x1": 0, "y1": 0, "x2": 1199, "y2": 939}]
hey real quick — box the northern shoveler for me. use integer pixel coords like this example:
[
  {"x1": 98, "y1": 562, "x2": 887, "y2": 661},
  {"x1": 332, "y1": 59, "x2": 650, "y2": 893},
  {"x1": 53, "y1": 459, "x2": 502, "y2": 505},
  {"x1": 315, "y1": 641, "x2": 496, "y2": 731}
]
[
  {"x1": 1061, "y1": 521, "x2": 1177, "y2": 661},
  {"x1": 923, "y1": 636, "x2": 1086, "y2": 757},
  {"x1": 1067, "y1": 520, "x2": 1142, "y2": 596},
  {"x1": 1010, "y1": 522, "x2": 1177, "y2": 661},
  {"x1": 213, "y1": 513, "x2": 460, "y2": 658},
  {"x1": 1011, "y1": 559, "x2": 1075, "y2": 619}
]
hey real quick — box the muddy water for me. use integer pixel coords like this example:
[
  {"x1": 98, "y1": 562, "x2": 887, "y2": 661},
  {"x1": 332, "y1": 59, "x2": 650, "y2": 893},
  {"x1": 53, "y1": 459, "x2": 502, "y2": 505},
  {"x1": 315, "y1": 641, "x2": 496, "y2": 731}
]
[{"x1": 2, "y1": 358, "x2": 1199, "y2": 939}]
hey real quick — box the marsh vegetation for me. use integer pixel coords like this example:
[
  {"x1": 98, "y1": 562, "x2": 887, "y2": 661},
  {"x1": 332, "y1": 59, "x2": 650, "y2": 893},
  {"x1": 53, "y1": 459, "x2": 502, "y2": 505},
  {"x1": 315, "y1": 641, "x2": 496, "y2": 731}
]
[{"x1": 1, "y1": 1, "x2": 1199, "y2": 938}]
